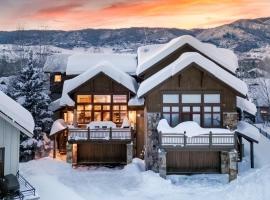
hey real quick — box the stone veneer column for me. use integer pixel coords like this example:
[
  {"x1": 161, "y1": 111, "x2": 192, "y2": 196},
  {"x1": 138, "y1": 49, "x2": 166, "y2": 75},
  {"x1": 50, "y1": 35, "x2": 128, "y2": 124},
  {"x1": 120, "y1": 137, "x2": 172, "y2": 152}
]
[
  {"x1": 220, "y1": 151, "x2": 229, "y2": 174},
  {"x1": 127, "y1": 142, "x2": 133, "y2": 164},
  {"x1": 66, "y1": 143, "x2": 73, "y2": 164},
  {"x1": 158, "y1": 149, "x2": 167, "y2": 178},
  {"x1": 145, "y1": 112, "x2": 161, "y2": 172},
  {"x1": 228, "y1": 150, "x2": 238, "y2": 182}
]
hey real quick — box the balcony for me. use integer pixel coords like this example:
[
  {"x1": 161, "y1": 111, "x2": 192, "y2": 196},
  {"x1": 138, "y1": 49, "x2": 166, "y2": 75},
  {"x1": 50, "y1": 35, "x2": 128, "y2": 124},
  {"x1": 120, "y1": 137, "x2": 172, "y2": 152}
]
[
  {"x1": 160, "y1": 131, "x2": 236, "y2": 150},
  {"x1": 68, "y1": 127, "x2": 133, "y2": 143}
]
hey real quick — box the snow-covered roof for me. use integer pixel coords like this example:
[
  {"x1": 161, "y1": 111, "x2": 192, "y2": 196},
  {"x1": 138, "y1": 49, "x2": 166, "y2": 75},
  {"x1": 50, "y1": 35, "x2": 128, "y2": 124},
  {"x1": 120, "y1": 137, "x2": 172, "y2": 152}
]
[
  {"x1": 50, "y1": 119, "x2": 67, "y2": 136},
  {"x1": 49, "y1": 98, "x2": 63, "y2": 112},
  {"x1": 0, "y1": 91, "x2": 34, "y2": 137},
  {"x1": 66, "y1": 53, "x2": 138, "y2": 75},
  {"x1": 60, "y1": 61, "x2": 138, "y2": 106},
  {"x1": 136, "y1": 35, "x2": 238, "y2": 76},
  {"x1": 43, "y1": 54, "x2": 70, "y2": 73},
  {"x1": 137, "y1": 52, "x2": 248, "y2": 98},
  {"x1": 157, "y1": 119, "x2": 232, "y2": 137},
  {"x1": 128, "y1": 96, "x2": 145, "y2": 106},
  {"x1": 237, "y1": 96, "x2": 257, "y2": 116}
]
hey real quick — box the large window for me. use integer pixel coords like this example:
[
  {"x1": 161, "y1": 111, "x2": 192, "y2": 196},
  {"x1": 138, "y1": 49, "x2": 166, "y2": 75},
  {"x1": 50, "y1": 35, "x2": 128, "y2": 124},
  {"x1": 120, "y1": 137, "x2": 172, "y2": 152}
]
[
  {"x1": 76, "y1": 94, "x2": 128, "y2": 126},
  {"x1": 162, "y1": 93, "x2": 221, "y2": 127}
]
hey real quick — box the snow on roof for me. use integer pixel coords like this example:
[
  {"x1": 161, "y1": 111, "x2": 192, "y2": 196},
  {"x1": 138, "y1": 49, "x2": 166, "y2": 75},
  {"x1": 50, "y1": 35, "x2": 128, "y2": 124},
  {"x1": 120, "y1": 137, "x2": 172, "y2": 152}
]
[
  {"x1": 137, "y1": 52, "x2": 248, "y2": 98},
  {"x1": 237, "y1": 96, "x2": 257, "y2": 116},
  {"x1": 0, "y1": 91, "x2": 34, "y2": 137},
  {"x1": 157, "y1": 119, "x2": 232, "y2": 137},
  {"x1": 128, "y1": 96, "x2": 145, "y2": 106},
  {"x1": 136, "y1": 35, "x2": 238, "y2": 76},
  {"x1": 49, "y1": 98, "x2": 63, "y2": 112},
  {"x1": 50, "y1": 119, "x2": 67, "y2": 136},
  {"x1": 60, "y1": 61, "x2": 138, "y2": 106},
  {"x1": 43, "y1": 54, "x2": 70, "y2": 73},
  {"x1": 237, "y1": 121, "x2": 261, "y2": 141},
  {"x1": 66, "y1": 53, "x2": 138, "y2": 75}
]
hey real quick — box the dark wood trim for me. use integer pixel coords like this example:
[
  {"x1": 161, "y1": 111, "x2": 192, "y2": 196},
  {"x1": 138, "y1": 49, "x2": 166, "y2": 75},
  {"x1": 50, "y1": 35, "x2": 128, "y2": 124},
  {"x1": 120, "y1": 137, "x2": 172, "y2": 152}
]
[{"x1": 0, "y1": 147, "x2": 4, "y2": 177}]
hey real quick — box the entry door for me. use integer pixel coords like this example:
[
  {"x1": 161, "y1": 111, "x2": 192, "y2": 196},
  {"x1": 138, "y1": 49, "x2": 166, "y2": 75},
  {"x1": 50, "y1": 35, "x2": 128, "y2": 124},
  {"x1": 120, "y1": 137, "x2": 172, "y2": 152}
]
[{"x1": 0, "y1": 148, "x2": 4, "y2": 177}]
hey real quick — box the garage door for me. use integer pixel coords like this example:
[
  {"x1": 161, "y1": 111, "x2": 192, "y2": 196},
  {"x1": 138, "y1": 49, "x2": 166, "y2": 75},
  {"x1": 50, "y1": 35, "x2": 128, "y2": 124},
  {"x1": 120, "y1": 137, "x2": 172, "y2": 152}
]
[
  {"x1": 167, "y1": 151, "x2": 221, "y2": 174},
  {"x1": 77, "y1": 143, "x2": 127, "y2": 164},
  {"x1": 0, "y1": 148, "x2": 4, "y2": 177}
]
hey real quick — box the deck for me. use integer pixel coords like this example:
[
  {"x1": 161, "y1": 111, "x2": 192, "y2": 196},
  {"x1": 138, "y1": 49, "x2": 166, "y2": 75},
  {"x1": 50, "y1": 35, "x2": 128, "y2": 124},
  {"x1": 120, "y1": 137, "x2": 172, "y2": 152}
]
[
  {"x1": 160, "y1": 131, "x2": 236, "y2": 151},
  {"x1": 68, "y1": 127, "x2": 133, "y2": 143}
]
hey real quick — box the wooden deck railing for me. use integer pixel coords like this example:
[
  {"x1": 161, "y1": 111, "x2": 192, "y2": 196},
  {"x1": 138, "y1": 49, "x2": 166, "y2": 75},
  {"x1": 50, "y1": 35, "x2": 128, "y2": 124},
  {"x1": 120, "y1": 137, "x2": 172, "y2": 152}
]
[
  {"x1": 68, "y1": 127, "x2": 133, "y2": 142},
  {"x1": 160, "y1": 131, "x2": 236, "y2": 148}
]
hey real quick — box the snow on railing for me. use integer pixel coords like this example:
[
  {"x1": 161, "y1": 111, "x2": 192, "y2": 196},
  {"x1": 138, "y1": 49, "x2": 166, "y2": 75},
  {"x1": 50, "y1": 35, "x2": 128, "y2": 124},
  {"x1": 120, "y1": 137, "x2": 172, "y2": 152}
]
[
  {"x1": 160, "y1": 131, "x2": 235, "y2": 147},
  {"x1": 68, "y1": 128, "x2": 132, "y2": 141}
]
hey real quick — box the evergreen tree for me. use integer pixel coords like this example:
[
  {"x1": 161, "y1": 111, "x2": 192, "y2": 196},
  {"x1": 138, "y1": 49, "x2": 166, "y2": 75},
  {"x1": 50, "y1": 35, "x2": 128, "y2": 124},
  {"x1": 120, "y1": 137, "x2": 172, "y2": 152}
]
[{"x1": 10, "y1": 51, "x2": 53, "y2": 138}]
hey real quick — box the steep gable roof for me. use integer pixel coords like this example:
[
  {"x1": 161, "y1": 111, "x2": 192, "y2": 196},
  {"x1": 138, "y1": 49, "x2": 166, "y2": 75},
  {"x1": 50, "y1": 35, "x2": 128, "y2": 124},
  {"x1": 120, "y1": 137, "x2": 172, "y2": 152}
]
[
  {"x1": 137, "y1": 52, "x2": 248, "y2": 98},
  {"x1": 136, "y1": 35, "x2": 238, "y2": 76},
  {"x1": 0, "y1": 91, "x2": 34, "y2": 137},
  {"x1": 60, "y1": 61, "x2": 138, "y2": 106}
]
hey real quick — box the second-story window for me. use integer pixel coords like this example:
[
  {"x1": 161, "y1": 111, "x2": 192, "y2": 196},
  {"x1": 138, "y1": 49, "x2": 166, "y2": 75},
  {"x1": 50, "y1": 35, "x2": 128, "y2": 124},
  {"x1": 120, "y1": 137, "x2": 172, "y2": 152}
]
[{"x1": 54, "y1": 74, "x2": 62, "y2": 83}]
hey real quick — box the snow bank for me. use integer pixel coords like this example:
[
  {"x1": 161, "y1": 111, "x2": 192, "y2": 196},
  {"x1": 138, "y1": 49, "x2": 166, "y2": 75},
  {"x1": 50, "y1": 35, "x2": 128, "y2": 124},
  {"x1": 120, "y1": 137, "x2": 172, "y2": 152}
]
[
  {"x1": 157, "y1": 119, "x2": 232, "y2": 137},
  {"x1": 137, "y1": 52, "x2": 248, "y2": 98},
  {"x1": 0, "y1": 91, "x2": 34, "y2": 136},
  {"x1": 237, "y1": 96, "x2": 257, "y2": 115},
  {"x1": 60, "y1": 61, "x2": 138, "y2": 106},
  {"x1": 137, "y1": 35, "x2": 238, "y2": 75},
  {"x1": 66, "y1": 53, "x2": 137, "y2": 75},
  {"x1": 50, "y1": 119, "x2": 67, "y2": 136},
  {"x1": 87, "y1": 121, "x2": 116, "y2": 129}
]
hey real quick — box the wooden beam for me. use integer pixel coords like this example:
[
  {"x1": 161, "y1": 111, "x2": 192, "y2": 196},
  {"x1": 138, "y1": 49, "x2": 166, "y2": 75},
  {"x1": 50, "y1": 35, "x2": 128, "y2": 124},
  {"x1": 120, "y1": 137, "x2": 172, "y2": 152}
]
[
  {"x1": 53, "y1": 135, "x2": 56, "y2": 159},
  {"x1": 250, "y1": 142, "x2": 254, "y2": 168}
]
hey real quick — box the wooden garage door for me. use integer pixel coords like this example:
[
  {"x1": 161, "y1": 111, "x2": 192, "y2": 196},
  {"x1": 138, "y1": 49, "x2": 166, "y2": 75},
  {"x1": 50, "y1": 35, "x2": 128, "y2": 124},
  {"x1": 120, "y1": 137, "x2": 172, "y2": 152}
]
[
  {"x1": 77, "y1": 143, "x2": 127, "y2": 164},
  {"x1": 0, "y1": 148, "x2": 4, "y2": 177},
  {"x1": 167, "y1": 151, "x2": 221, "y2": 174}
]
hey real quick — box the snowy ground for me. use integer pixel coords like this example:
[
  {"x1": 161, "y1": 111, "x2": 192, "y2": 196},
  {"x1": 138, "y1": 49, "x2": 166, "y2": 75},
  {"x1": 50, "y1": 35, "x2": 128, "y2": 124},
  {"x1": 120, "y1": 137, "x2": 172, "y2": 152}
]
[{"x1": 20, "y1": 122, "x2": 270, "y2": 200}]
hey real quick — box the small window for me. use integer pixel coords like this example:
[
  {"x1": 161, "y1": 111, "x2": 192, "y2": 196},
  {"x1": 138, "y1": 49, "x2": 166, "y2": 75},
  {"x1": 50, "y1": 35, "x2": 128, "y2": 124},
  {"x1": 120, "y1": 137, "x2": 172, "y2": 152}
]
[
  {"x1": 54, "y1": 74, "x2": 62, "y2": 83},
  {"x1": 163, "y1": 94, "x2": 179, "y2": 103},
  {"x1": 182, "y1": 94, "x2": 201, "y2": 103},
  {"x1": 94, "y1": 95, "x2": 111, "y2": 103},
  {"x1": 77, "y1": 95, "x2": 91, "y2": 103},
  {"x1": 113, "y1": 95, "x2": 127, "y2": 103},
  {"x1": 204, "y1": 94, "x2": 220, "y2": 103}
]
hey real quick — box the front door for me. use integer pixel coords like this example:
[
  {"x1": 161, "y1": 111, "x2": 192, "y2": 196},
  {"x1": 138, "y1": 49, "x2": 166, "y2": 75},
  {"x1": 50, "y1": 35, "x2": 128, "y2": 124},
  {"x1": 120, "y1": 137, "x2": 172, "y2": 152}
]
[{"x1": 0, "y1": 148, "x2": 4, "y2": 177}]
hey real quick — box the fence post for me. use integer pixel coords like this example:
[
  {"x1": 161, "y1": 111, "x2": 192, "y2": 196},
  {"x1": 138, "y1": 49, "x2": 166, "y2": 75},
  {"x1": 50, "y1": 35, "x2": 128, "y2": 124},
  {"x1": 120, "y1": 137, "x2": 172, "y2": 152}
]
[
  {"x1": 184, "y1": 131, "x2": 187, "y2": 147},
  {"x1": 209, "y1": 131, "x2": 212, "y2": 148},
  {"x1": 87, "y1": 127, "x2": 90, "y2": 140},
  {"x1": 110, "y1": 127, "x2": 112, "y2": 139},
  {"x1": 159, "y1": 131, "x2": 162, "y2": 146}
]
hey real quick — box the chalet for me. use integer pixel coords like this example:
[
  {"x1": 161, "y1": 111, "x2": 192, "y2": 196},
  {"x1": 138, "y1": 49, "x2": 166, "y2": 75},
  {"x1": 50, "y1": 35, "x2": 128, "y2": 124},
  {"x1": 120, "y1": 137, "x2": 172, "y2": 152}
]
[{"x1": 44, "y1": 35, "x2": 254, "y2": 179}]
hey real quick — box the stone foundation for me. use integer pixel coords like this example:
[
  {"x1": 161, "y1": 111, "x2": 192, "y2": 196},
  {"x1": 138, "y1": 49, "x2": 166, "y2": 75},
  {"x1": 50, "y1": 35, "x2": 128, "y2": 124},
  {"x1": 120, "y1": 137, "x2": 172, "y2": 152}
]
[
  {"x1": 228, "y1": 150, "x2": 238, "y2": 182},
  {"x1": 158, "y1": 149, "x2": 167, "y2": 178},
  {"x1": 220, "y1": 151, "x2": 229, "y2": 174},
  {"x1": 223, "y1": 112, "x2": 238, "y2": 130},
  {"x1": 127, "y1": 142, "x2": 133, "y2": 164},
  {"x1": 145, "y1": 112, "x2": 161, "y2": 172},
  {"x1": 66, "y1": 143, "x2": 73, "y2": 164}
]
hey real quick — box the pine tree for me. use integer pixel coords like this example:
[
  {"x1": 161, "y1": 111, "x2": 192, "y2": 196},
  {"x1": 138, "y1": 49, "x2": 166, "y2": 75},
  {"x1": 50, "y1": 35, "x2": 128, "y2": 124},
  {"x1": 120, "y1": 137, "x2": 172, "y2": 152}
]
[{"x1": 10, "y1": 51, "x2": 53, "y2": 138}]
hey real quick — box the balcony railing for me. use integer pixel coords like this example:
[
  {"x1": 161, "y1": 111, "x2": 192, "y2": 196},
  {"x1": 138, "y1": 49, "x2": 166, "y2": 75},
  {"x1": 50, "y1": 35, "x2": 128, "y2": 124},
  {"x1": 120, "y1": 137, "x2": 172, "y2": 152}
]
[
  {"x1": 68, "y1": 127, "x2": 133, "y2": 142},
  {"x1": 160, "y1": 131, "x2": 236, "y2": 149}
]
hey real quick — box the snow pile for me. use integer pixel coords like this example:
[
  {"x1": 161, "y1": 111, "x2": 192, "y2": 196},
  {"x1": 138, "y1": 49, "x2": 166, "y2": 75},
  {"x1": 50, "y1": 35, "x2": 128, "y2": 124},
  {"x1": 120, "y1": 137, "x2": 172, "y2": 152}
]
[
  {"x1": 157, "y1": 119, "x2": 232, "y2": 137},
  {"x1": 87, "y1": 121, "x2": 116, "y2": 129},
  {"x1": 128, "y1": 96, "x2": 145, "y2": 106},
  {"x1": 0, "y1": 91, "x2": 34, "y2": 136},
  {"x1": 137, "y1": 35, "x2": 238, "y2": 75},
  {"x1": 237, "y1": 96, "x2": 257, "y2": 115},
  {"x1": 60, "y1": 61, "x2": 138, "y2": 106},
  {"x1": 137, "y1": 52, "x2": 248, "y2": 98},
  {"x1": 237, "y1": 121, "x2": 270, "y2": 168},
  {"x1": 66, "y1": 53, "x2": 137, "y2": 75},
  {"x1": 50, "y1": 119, "x2": 68, "y2": 136}
]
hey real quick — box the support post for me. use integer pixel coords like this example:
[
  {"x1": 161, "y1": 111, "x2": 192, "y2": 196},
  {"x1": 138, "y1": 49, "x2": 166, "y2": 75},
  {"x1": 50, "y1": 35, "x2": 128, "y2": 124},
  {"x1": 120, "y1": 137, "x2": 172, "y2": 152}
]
[
  {"x1": 126, "y1": 142, "x2": 133, "y2": 164},
  {"x1": 158, "y1": 149, "x2": 167, "y2": 179},
  {"x1": 66, "y1": 143, "x2": 73, "y2": 164},
  {"x1": 53, "y1": 135, "x2": 56, "y2": 159},
  {"x1": 250, "y1": 142, "x2": 254, "y2": 168},
  {"x1": 238, "y1": 136, "x2": 243, "y2": 161},
  {"x1": 228, "y1": 150, "x2": 238, "y2": 182},
  {"x1": 220, "y1": 151, "x2": 229, "y2": 174}
]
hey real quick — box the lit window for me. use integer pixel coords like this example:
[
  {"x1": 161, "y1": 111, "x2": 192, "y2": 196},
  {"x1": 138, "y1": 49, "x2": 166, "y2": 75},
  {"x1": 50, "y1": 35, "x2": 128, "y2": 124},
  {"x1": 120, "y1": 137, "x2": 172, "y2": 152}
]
[
  {"x1": 77, "y1": 95, "x2": 91, "y2": 103},
  {"x1": 113, "y1": 95, "x2": 127, "y2": 103},
  {"x1": 54, "y1": 75, "x2": 62, "y2": 83},
  {"x1": 94, "y1": 95, "x2": 111, "y2": 103},
  {"x1": 64, "y1": 111, "x2": 74, "y2": 125}
]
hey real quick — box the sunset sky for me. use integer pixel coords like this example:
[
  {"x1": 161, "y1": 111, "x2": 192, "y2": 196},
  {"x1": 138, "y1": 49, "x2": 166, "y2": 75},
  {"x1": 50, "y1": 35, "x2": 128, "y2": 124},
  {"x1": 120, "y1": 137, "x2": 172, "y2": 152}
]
[{"x1": 0, "y1": 0, "x2": 269, "y2": 30}]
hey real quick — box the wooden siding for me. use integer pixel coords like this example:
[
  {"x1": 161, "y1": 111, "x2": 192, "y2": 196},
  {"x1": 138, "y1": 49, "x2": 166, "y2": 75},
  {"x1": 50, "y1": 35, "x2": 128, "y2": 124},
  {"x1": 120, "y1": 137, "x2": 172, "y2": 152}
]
[
  {"x1": 167, "y1": 151, "x2": 221, "y2": 174},
  {"x1": 77, "y1": 143, "x2": 127, "y2": 164},
  {"x1": 0, "y1": 117, "x2": 20, "y2": 176},
  {"x1": 136, "y1": 110, "x2": 145, "y2": 158},
  {"x1": 145, "y1": 65, "x2": 237, "y2": 126},
  {"x1": 0, "y1": 147, "x2": 4, "y2": 177}
]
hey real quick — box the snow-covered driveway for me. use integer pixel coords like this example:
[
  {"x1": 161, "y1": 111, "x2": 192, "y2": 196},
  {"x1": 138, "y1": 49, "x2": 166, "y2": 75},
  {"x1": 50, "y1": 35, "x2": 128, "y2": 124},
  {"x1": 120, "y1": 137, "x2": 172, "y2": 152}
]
[{"x1": 20, "y1": 156, "x2": 270, "y2": 200}]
